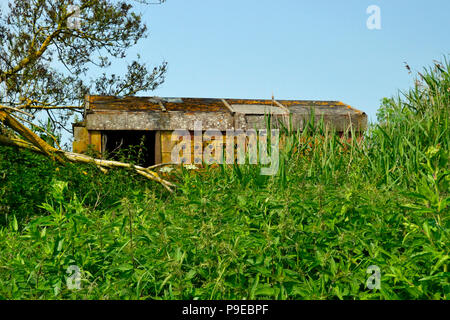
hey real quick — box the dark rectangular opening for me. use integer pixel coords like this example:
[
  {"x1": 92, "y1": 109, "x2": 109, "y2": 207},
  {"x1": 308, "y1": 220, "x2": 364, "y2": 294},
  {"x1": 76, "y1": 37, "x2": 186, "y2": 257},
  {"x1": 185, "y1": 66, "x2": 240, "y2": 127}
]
[{"x1": 103, "y1": 130, "x2": 156, "y2": 167}]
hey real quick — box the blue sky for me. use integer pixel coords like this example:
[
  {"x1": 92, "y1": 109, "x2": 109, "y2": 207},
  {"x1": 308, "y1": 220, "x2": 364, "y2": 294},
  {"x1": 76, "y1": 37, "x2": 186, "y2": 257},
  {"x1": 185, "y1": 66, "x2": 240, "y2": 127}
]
[
  {"x1": 127, "y1": 0, "x2": 450, "y2": 122},
  {"x1": 1, "y1": 0, "x2": 449, "y2": 123}
]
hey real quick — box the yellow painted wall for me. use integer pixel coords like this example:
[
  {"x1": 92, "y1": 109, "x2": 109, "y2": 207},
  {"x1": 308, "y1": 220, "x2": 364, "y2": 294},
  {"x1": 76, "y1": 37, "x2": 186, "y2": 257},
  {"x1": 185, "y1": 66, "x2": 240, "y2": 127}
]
[
  {"x1": 161, "y1": 130, "x2": 276, "y2": 165},
  {"x1": 72, "y1": 127, "x2": 102, "y2": 155},
  {"x1": 72, "y1": 126, "x2": 89, "y2": 154},
  {"x1": 89, "y1": 131, "x2": 102, "y2": 153},
  {"x1": 73, "y1": 129, "x2": 282, "y2": 164}
]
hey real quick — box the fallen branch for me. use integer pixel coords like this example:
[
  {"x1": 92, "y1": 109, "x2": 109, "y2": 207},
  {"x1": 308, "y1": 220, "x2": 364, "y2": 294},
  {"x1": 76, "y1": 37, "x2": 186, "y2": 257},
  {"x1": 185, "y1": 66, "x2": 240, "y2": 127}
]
[
  {"x1": 63, "y1": 151, "x2": 176, "y2": 192},
  {"x1": 1, "y1": 106, "x2": 176, "y2": 191},
  {"x1": 0, "y1": 132, "x2": 176, "y2": 192},
  {"x1": 10, "y1": 113, "x2": 63, "y2": 150},
  {"x1": 0, "y1": 110, "x2": 65, "y2": 163},
  {"x1": 147, "y1": 162, "x2": 178, "y2": 170}
]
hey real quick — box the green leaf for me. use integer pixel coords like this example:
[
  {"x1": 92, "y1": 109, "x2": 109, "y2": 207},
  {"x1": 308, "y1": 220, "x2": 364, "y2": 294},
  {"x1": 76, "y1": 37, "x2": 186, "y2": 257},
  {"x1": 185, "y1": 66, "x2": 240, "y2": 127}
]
[
  {"x1": 254, "y1": 285, "x2": 276, "y2": 297},
  {"x1": 116, "y1": 264, "x2": 134, "y2": 272},
  {"x1": 12, "y1": 215, "x2": 18, "y2": 232}
]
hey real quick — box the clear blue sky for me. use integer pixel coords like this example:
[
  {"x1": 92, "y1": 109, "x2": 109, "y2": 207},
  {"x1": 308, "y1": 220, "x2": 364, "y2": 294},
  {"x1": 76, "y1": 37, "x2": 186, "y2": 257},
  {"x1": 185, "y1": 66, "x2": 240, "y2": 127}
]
[{"x1": 128, "y1": 0, "x2": 450, "y2": 122}]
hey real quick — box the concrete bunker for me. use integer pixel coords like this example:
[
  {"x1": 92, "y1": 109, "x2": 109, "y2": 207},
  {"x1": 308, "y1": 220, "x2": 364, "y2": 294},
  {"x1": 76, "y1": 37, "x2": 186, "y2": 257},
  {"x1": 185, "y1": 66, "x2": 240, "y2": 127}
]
[{"x1": 72, "y1": 95, "x2": 368, "y2": 165}]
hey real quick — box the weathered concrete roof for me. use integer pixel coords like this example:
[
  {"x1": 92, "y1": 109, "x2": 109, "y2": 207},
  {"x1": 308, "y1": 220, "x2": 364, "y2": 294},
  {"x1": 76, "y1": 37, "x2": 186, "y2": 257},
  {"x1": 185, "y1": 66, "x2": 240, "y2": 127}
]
[
  {"x1": 83, "y1": 95, "x2": 367, "y2": 132},
  {"x1": 86, "y1": 95, "x2": 364, "y2": 113}
]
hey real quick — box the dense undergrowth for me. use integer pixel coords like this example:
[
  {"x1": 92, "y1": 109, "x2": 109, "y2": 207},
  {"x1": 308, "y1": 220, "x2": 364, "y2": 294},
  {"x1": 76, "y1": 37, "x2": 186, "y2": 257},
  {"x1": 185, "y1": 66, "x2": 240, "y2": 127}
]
[{"x1": 0, "y1": 59, "x2": 448, "y2": 299}]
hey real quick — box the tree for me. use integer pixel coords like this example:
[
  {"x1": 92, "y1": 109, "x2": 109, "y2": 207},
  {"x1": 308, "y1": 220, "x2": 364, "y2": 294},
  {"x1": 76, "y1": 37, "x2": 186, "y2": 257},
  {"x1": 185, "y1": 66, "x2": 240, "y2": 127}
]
[
  {"x1": 0, "y1": 0, "x2": 174, "y2": 191},
  {"x1": 0, "y1": 0, "x2": 167, "y2": 136}
]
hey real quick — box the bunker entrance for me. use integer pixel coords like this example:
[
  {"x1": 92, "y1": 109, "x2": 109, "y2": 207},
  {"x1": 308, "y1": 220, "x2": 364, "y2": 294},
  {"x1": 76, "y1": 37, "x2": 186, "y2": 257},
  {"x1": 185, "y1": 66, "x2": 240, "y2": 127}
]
[{"x1": 103, "y1": 131, "x2": 157, "y2": 167}]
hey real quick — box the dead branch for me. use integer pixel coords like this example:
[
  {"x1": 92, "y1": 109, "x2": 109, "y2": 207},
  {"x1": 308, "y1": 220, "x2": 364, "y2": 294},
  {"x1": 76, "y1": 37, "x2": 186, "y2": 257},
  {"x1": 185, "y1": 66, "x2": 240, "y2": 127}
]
[
  {"x1": 0, "y1": 133, "x2": 176, "y2": 192},
  {"x1": 147, "y1": 162, "x2": 177, "y2": 170},
  {"x1": 0, "y1": 110, "x2": 65, "y2": 163},
  {"x1": 10, "y1": 113, "x2": 63, "y2": 150},
  {"x1": 1, "y1": 108, "x2": 175, "y2": 191},
  {"x1": 63, "y1": 152, "x2": 176, "y2": 192},
  {"x1": 20, "y1": 105, "x2": 83, "y2": 110},
  {"x1": 14, "y1": 98, "x2": 83, "y2": 110}
]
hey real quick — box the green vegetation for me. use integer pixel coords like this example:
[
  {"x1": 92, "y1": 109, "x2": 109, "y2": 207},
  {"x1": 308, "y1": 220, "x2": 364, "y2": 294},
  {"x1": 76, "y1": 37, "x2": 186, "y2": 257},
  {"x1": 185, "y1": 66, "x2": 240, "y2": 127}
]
[{"x1": 0, "y1": 59, "x2": 448, "y2": 299}]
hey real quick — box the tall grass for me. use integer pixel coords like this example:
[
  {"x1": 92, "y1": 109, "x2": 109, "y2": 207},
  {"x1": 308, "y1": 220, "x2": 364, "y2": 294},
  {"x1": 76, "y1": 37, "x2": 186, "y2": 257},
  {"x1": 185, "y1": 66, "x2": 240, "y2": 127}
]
[{"x1": 0, "y1": 58, "x2": 448, "y2": 299}]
